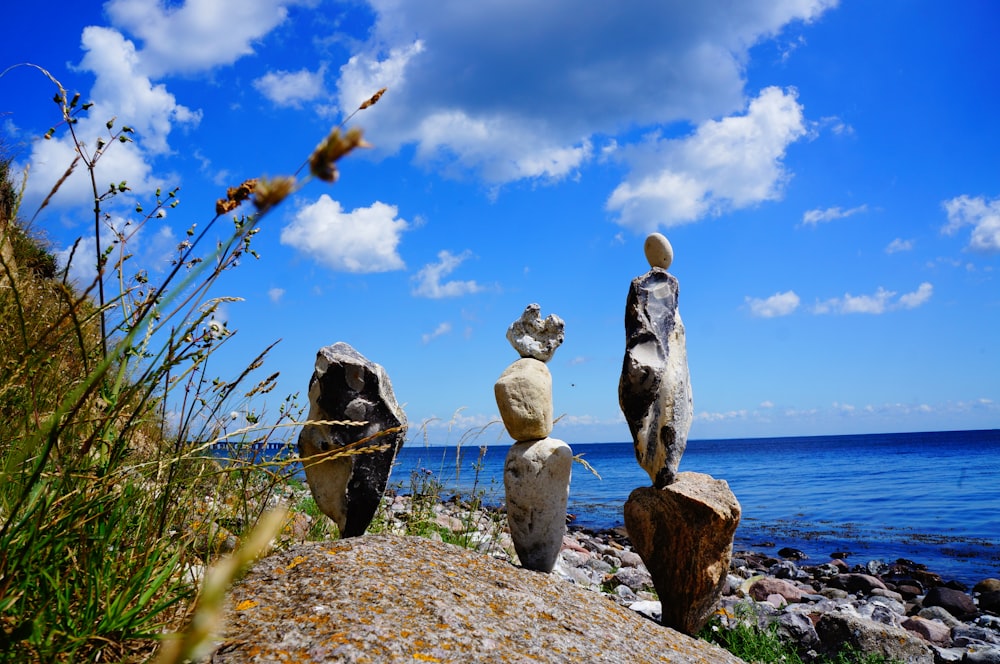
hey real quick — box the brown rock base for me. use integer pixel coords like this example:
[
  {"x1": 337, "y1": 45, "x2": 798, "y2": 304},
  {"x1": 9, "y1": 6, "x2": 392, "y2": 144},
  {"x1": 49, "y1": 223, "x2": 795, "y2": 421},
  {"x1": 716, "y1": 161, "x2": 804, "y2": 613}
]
[{"x1": 624, "y1": 471, "x2": 741, "y2": 635}]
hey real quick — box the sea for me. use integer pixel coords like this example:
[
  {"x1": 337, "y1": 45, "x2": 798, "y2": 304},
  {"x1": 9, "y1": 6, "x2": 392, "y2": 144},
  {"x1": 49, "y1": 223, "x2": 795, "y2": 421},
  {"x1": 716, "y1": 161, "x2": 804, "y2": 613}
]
[{"x1": 388, "y1": 429, "x2": 1000, "y2": 587}]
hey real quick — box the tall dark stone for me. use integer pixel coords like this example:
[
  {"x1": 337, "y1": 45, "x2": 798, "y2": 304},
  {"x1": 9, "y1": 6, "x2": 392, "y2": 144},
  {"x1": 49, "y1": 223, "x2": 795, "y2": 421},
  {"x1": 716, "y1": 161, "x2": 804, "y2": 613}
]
[
  {"x1": 298, "y1": 342, "x2": 406, "y2": 537},
  {"x1": 619, "y1": 268, "x2": 693, "y2": 488}
]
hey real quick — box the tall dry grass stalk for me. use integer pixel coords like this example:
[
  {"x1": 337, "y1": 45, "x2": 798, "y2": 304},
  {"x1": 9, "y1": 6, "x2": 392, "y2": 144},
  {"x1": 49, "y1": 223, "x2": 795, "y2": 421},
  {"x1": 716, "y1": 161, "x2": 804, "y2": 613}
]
[{"x1": 0, "y1": 66, "x2": 386, "y2": 662}]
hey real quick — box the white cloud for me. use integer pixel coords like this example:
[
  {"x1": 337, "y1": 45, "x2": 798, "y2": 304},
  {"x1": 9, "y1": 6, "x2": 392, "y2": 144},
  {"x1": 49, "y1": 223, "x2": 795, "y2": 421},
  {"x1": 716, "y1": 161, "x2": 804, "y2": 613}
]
[
  {"x1": 898, "y1": 282, "x2": 933, "y2": 309},
  {"x1": 78, "y1": 26, "x2": 201, "y2": 155},
  {"x1": 104, "y1": 0, "x2": 300, "y2": 77},
  {"x1": 254, "y1": 67, "x2": 326, "y2": 108},
  {"x1": 334, "y1": 1, "x2": 835, "y2": 186},
  {"x1": 268, "y1": 287, "x2": 285, "y2": 303},
  {"x1": 942, "y1": 194, "x2": 1000, "y2": 253},
  {"x1": 607, "y1": 87, "x2": 808, "y2": 231},
  {"x1": 20, "y1": 25, "x2": 195, "y2": 213},
  {"x1": 814, "y1": 287, "x2": 896, "y2": 314},
  {"x1": 801, "y1": 204, "x2": 868, "y2": 227},
  {"x1": 280, "y1": 195, "x2": 408, "y2": 272},
  {"x1": 812, "y1": 282, "x2": 932, "y2": 314},
  {"x1": 421, "y1": 322, "x2": 452, "y2": 344},
  {"x1": 759, "y1": 400, "x2": 775, "y2": 409},
  {"x1": 746, "y1": 290, "x2": 800, "y2": 318},
  {"x1": 886, "y1": 238, "x2": 914, "y2": 254},
  {"x1": 412, "y1": 250, "x2": 483, "y2": 298},
  {"x1": 694, "y1": 409, "x2": 749, "y2": 423}
]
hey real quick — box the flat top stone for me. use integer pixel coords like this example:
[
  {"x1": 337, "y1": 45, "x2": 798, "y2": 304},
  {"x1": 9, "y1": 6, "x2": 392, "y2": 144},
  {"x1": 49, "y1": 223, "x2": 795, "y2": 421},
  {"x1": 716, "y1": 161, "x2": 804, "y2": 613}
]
[{"x1": 506, "y1": 303, "x2": 565, "y2": 362}]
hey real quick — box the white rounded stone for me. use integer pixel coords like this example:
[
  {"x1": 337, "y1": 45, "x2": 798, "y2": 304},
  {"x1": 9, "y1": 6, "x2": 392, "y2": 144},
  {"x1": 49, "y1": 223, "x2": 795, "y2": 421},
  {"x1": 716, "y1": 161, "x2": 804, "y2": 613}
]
[
  {"x1": 504, "y1": 437, "x2": 573, "y2": 573},
  {"x1": 644, "y1": 233, "x2": 673, "y2": 270}
]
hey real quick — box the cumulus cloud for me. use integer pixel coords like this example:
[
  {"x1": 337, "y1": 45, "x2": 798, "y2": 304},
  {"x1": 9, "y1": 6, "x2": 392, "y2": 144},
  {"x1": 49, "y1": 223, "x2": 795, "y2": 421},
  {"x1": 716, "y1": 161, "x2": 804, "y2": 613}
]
[
  {"x1": 412, "y1": 250, "x2": 484, "y2": 298},
  {"x1": 20, "y1": 25, "x2": 197, "y2": 211},
  {"x1": 254, "y1": 67, "x2": 327, "y2": 107},
  {"x1": 104, "y1": 0, "x2": 300, "y2": 77},
  {"x1": 746, "y1": 290, "x2": 800, "y2": 318},
  {"x1": 268, "y1": 287, "x2": 285, "y2": 303},
  {"x1": 421, "y1": 322, "x2": 452, "y2": 344},
  {"x1": 886, "y1": 238, "x2": 914, "y2": 254},
  {"x1": 280, "y1": 195, "x2": 408, "y2": 272},
  {"x1": 606, "y1": 87, "x2": 808, "y2": 231},
  {"x1": 942, "y1": 195, "x2": 1000, "y2": 253},
  {"x1": 898, "y1": 282, "x2": 933, "y2": 309},
  {"x1": 801, "y1": 204, "x2": 868, "y2": 227},
  {"x1": 333, "y1": 1, "x2": 835, "y2": 186},
  {"x1": 813, "y1": 282, "x2": 932, "y2": 314}
]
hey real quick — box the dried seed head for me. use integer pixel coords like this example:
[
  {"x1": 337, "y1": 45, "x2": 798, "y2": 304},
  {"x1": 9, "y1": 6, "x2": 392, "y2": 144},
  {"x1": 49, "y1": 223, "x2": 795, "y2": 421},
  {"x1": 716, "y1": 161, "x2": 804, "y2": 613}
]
[
  {"x1": 309, "y1": 127, "x2": 370, "y2": 183},
  {"x1": 253, "y1": 176, "x2": 296, "y2": 212},
  {"x1": 215, "y1": 178, "x2": 258, "y2": 215},
  {"x1": 359, "y1": 87, "x2": 387, "y2": 110}
]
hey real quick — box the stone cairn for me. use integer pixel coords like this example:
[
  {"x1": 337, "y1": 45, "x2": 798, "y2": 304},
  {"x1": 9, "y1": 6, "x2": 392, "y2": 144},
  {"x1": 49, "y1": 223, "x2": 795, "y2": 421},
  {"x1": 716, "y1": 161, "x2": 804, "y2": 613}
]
[
  {"x1": 298, "y1": 342, "x2": 407, "y2": 537},
  {"x1": 619, "y1": 233, "x2": 742, "y2": 635},
  {"x1": 494, "y1": 304, "x2": 572, "y2": 573}
]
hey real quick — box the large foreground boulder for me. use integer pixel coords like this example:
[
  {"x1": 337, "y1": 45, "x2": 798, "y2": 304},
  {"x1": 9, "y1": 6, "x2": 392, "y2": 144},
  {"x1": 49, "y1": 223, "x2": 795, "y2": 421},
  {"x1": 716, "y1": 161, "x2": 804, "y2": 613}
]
[
  {"x1": 211, "y1": 536, "x2": 746, "y2": 663},
  {"x1": 297, "y1": 342, "x2": 406, "y2": 537},
  {"x1": 624, "y1": 472, "x2": 741, "y2": 635}
]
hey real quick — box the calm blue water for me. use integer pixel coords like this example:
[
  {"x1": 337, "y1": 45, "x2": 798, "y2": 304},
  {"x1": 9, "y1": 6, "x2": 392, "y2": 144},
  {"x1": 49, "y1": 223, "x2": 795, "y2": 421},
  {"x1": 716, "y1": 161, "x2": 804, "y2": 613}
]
[{"x1": 391, "y1": 430, "x2": 1000, "y2": 586}]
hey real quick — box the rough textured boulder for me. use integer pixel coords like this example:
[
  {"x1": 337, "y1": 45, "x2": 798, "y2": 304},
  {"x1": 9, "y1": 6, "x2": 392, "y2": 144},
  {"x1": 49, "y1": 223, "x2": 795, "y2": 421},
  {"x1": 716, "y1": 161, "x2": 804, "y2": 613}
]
[
  {"x1": 211, "y1": 536, "x2": 747, "y2": 663},
  {"x1": 619, "y1": 268, "x2": 693, "y2": 488},
  {"x1": 624, "y1": 472, "x2": 741, "y2": 634},
  {"x1": 504, "y1": 438, "x2": 572, "y2": 572},
  {"x1": 506, "y1": 303, "x2": 565, "y2": 362},
  {"x1": 297, "y1": 342, "x2": 406, "y2": 537},
  {"x1": 815, "y1": 612, "x2": 934, "y2": 663},
  {"x1": 494, "y1": 358, "x2": 553, "y2": 441}
]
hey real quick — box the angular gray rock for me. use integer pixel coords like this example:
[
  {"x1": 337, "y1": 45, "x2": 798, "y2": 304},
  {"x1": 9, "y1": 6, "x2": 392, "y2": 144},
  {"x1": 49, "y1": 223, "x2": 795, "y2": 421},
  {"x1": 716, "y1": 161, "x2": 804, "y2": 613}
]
[
  {"x1": 504, "y1": 437, "x2": 572, "y2": 572},
  {"x1": 297, "y1": 342, "x2": 406, "y2": 537},
  {"x1": 619, "y1": 268, "x2": 693, "y2": 488},
  {"x1": 506, "y1": 303, "x2": 565, "y2": 362},
  {"x1": 623, "y1": 472, "x2": 741, "y2": 635},
  {"x1": 494, "y1": 358, "x2": 553, "y2": 441}
]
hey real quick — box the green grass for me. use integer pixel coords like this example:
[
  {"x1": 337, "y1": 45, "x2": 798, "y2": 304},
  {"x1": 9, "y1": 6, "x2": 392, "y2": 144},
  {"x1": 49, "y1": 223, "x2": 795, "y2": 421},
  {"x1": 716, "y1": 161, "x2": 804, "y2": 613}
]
[{"x1": 0, "y1": 69, "x2": 384, "y2": 662}]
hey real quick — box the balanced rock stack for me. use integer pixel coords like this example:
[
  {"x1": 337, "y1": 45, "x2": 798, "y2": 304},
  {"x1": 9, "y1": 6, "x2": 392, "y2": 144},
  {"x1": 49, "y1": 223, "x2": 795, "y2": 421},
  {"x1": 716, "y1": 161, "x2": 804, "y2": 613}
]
[
  {"x1": 297, "y1": 342, "x2": 407, "y2": 537},
  {"x1": 619, "y1": 234, "x2": 742, "y2": 635},
  {"x1": 495, "y1": 304, "x2": 572, "y2": 573}
]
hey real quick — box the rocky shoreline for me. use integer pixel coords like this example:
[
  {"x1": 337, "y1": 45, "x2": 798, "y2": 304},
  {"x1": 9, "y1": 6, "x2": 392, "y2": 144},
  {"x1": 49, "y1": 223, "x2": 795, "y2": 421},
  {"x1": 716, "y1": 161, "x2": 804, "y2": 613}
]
[{"x1": 387, "y1": 495, "x2": 1000, "y2": 664}]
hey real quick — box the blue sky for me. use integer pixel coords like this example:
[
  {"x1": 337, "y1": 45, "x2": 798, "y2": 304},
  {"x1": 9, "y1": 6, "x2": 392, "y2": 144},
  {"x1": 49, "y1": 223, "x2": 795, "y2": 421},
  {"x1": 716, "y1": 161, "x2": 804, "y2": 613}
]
[{"x1": 2, "y1": 0, "x2": 998, "y2": 443}]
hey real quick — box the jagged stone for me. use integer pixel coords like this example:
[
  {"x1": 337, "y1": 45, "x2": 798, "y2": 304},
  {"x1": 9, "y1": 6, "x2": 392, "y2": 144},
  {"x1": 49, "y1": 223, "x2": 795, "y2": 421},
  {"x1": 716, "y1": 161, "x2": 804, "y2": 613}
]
[
  {"x1": 504, "y1": 438, "x2": 572, "y2": 572},
  {"x1": 623, "y1": 472, "x2": 741, "y2": 634},
  {"x1": 297, "y1": 342, "x2": 406, "y2": 537},
  {"x1": 494, "y1": 358, "x2": 553, "y2": 441},
  {"x1": 619, "y1": 268, "x2": 693, "y2": 488},
  {"x1": 506, "y1": 303, "x2": 565, "y2": 362}
]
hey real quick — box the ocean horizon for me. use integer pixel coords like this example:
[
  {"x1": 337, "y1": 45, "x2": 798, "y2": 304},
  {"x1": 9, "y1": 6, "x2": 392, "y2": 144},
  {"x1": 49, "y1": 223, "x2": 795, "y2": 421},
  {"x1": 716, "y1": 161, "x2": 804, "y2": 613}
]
[{"x1": 390, "y1": 428, "x2": 1000, "y2": 587}]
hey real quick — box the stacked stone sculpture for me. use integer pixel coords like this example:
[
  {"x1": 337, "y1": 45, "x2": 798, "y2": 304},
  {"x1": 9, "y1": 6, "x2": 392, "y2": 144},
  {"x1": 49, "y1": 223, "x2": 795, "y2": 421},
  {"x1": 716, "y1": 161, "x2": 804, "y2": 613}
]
[
  {"x1": 495, "y1": 304, "x2": 572, "y2": 573},
  {"x1": 619, "y1": 233, "x2": 742, "y2": 635},
  {"x1": 298, "y1": 342, "x2": 406, "y2": 537}
]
